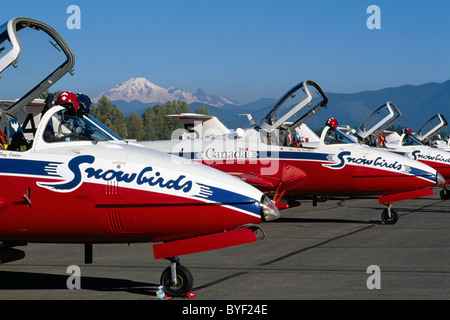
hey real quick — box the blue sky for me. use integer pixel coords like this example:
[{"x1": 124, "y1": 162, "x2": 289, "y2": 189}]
[{"x1": 1, "y1": 0, "x2": 450, "y2": 103}]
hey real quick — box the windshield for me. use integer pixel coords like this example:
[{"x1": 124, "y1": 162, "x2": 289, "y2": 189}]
[
  {"x1": 86, "y1": 115, "x2": 123, "y2": 140},
  {"x1": 324, "y1": 128, "x2": 355, "y2": 145},
  {"x1": 43, "y1": 109, "x2": 122, "y2": 143}
]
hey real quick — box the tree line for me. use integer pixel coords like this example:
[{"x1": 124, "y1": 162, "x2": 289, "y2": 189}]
[{"x1": 90, "y1": 97, "x2": 211, "y2": 141}]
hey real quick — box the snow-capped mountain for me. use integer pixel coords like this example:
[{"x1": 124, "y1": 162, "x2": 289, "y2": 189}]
[{"x1": 93, "y1": 77, "x2": 240, "y2": 107}]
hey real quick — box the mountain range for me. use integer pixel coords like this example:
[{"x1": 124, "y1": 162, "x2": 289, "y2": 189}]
[
  {"x1": 94, "y1": 77, "x2": 450, "y2": 131},
  {"x1": 93, "y1": 77, "x2": 239, "y2": 107}
]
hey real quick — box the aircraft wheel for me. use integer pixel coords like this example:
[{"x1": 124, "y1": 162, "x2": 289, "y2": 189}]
[
  {"x1": 381, "y1": 208, "x2": 399, "y2": 225},
  {"x1": 160, "y1": 264, "x2": 193, "y2": 297},
  {"x1": 440, "y1": 189, "x2": 450, "y2": 200}
]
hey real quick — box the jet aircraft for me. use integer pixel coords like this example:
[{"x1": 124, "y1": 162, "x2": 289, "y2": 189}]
[
  {"x1": 0, "y1": 17, "x2": 279, "y2": 297},
  {"x1": 354, "y1": 102, "x2": 450, "y2": 200},
  {"x1": 138, "y1": 81, "x2": 444, "y2": 225}
]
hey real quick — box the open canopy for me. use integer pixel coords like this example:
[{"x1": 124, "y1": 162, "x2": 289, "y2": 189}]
[
  {"x1": 414, "y1": 113, "x2": 448, "y2": 142},
  {"x1": 356, "y1": 102, "x2": 402, "y2": 140},
  {"x1": 257, "y1": 80, "x2": 328, "y2": 133},
  {"x1": 0, "y1": 17, "x2": 75, "y2": 118}
]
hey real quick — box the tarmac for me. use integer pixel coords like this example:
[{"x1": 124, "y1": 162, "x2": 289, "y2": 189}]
[{"x1": 1, "y1": 189, "x2": 450, "y2": 301}]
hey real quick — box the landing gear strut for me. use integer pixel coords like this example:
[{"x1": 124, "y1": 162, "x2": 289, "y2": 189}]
[
  {"x1": 160, "y1": 256, "x2": 193, "y2": 297},
  {"x1": 381, "y1": 203, "x2": 399, "y2": 225}
]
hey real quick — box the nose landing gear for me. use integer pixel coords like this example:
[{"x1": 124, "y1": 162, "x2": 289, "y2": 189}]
[
  {"x1": 160, "y1": 256, "x2": 194, "y2": 297},
  {"x1": 381, "y1": 203, "x2": 399, "y2": 225}
]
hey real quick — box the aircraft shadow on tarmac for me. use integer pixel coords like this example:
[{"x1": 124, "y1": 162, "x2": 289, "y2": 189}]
[
  {"x1": 276, "y1": 198, "x2": 449, "y2": 225},
  {"x1": 275, "y1": 205, "x2": 385, "y2": 224},
  {"x1": 0, "y1": 270, "x2": 158, "y2": 296}
]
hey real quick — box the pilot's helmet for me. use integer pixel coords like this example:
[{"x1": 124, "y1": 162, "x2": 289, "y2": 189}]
[
  {"x1": 402, "y1": 128, "x2": 413, "y2": 136},
  {"x1": 326, "y1": 117, "x2": 338, "y2": 130},
  {"x1": 57, "y1": 91, "x2": 80, "y2": 114},
  {"x1": 77, "y1": 93, "x2": 91, "y2": 115}
]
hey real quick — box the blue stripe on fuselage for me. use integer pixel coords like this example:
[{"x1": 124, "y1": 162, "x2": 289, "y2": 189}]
[
  {"x1": 172, "y1": 150, "x2": 329, "y2": 161},
  {"x1": 0, "y1": 158, "x2": 63, "y2": 177},
  {"x1": 175, "y1": 150, "x2": 436, "y2": 182},
  {"x1": 194, "y1": 183, "x2": 260, "y2": 217}
]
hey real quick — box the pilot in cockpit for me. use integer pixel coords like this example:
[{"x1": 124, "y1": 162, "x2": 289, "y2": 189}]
[
  {"x1": 278, "y1": 124, "x2": 288, "y2": 146},
  {"x1": 401, "y1": 128, "x2": 414, "y2": 146},
  {"x1": 44, "y1": 91, "x2": 92, "y2": 143},
  {"x1": 323, "y1": 117, "x2": 340, "y2": 144},
  {"x1": 376, "y1": 134, "x2": 386, "y2": 148}
]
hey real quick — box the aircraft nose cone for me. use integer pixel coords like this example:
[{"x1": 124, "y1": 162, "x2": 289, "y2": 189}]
[
  {"x1": 260, "y1": 195, "x2": 280, "y2": 222},
  {"x1": 437, "y1": 171, "x2": 446, "y2": 186}
]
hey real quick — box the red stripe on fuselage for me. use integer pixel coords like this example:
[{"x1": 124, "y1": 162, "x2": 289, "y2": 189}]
[
  {"x1": 0, "y1": 176, "x2": 261, "y2": 243},
  {"x1": 204, "y1": 159, "x2": 435, "y2": 197}
]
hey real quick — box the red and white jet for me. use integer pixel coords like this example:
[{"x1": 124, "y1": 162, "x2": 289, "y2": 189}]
[
  {"x1": 139, "y1": 81, "x2": 444, "y2": 224},
  {"x1": 0, "y1": 17, "x2": 279, "y2": 297},
  {"x1": 353, "y1": 102, "x2": 450, "y2": 200}
]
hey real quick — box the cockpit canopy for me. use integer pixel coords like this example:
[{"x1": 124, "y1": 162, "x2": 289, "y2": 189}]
[
  {"x1": 356, "y1": 102, "x2": 402, "y2": 141},
  {"x1": 414, "y1": 113, "x2": 448, "y2": 143},
  {"x1": 0, "y1": 17, "x2": 77, "y2": 150},
  {"x1": 0, "y1": 17, "x2": 75, "y2": 142},
  {"x1": 257, "y1": 80, "x2": 328, "y2": 133}
]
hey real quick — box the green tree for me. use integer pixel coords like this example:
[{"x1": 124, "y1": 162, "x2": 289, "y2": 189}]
[
  {"x1": 195, "y1": 106, "x2": 211, "y2": 115},
  {"x1": 142, "y1": 100, "x2": 192, "y2": 140},
  {"x1": 91, "y1": 96, "x2": 128, "y2": 138},
  {"x1": 90, "y1": 98, "x2": 212, "y2": 141},
  {"x1": 142, "y1": 107, "x2": 158, "y2": 141},
  {"x1": 127, "y1": 112, "x2": 145, "y2": 141}
]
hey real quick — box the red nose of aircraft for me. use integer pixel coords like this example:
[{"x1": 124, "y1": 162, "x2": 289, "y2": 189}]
[{"x1": 351, "y1": 150, "x2": 443, "y2": 195}]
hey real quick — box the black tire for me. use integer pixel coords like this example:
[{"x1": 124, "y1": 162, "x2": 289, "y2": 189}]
[
  {"x1": 381, "y1": 208, "x2": 399, "y2": 225},
  {"x1": 440, "y1": 189, "x2": 450, "y2": 200},
  {"x1": 160, "y1": 264, "x2": 193, "y2": 297}
]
